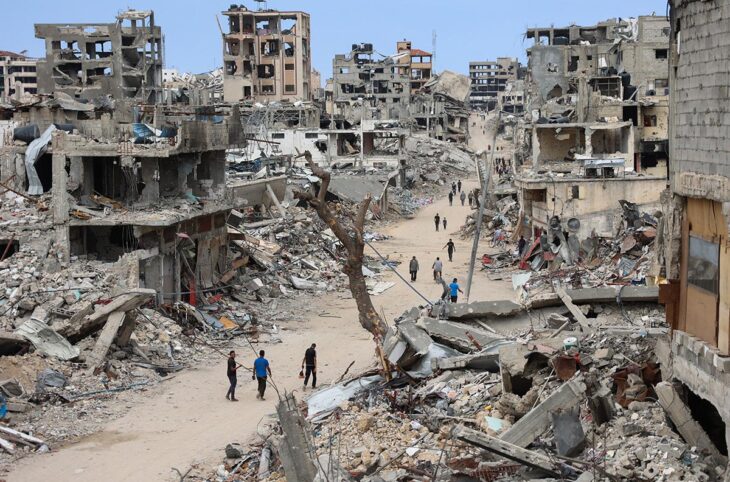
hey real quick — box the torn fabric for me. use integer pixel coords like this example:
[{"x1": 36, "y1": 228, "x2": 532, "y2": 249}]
[{"x1": 25, "y1": 125, "x2": 56, "y2": 195}]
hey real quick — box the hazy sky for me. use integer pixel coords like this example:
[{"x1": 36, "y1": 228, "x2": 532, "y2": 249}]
[{"x1": 2, "y1": 0, "x2": 669, "y2": 85}]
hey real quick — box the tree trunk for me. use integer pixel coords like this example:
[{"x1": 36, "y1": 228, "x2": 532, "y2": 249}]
[{"x1": 294, "y1": 151, "x2": 387, "y2": 341}]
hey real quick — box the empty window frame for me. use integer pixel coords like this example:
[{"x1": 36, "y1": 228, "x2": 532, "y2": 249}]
[
  {"x1": 687, "y1": 235, "x2": 719, "y2": 294},
  {"x1": 655, "y1": 49, "x2": 668, "y2": 59}
]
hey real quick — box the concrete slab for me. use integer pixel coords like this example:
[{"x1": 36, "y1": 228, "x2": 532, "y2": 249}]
[
  {"x1": 529, "y1": 286, "x2": 659, "y2": 309},
  {"x1": 417, "y1": 317, "x2": 504, "y2": 353},
  {"x1": 500, "y1": 376, "x2": 586, "y2": 448},
  {"x1": 445, "y1": 300, "x2": 522, "y2": 320},
  {"x1": 551, "y1": 406, "x2": 586, "y2": 456},
  {"x1": 398, "y1": 321, "x2": 433, "y2": 356}
]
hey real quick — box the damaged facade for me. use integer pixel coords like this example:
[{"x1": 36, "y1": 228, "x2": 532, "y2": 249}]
[
  {"x1": 515, "y1": 15, "x2": 671, "y2": 242},
  {"x1": 331, "y1": 43, "x2": 410, "y2": 122},
  {"x1": 35, "y1": 10, "x2": 163, "y2": 103},
  {"x1": 221, "y1": 6, "x2": 311, "y2": 103},
  {"x1": 0, "y1": 51, "x2": 38, "y2": 101},
  {"x1": 0, "y1": 99, "x2": 246, "y2": 305},
  {"x1": 654, "y1": 0, "x2": 730, "y2": 458},
  {"x1": 395, "y1": 40, "x2": 433, "y2": 93},
  {"x1": 468, "y1": 58, "x2": 521, "y2": 111}
]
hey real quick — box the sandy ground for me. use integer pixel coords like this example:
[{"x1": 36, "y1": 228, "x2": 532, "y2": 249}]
[{"x1": 6, "y1": 178, "x2": 515, "y2": 482}]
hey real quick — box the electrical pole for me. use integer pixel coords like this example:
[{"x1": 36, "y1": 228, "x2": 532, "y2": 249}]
[{"x1": 465, "y1": 110, "x2": 502, "y2": 302}]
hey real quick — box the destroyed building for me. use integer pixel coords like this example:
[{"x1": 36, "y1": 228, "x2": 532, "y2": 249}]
[
  {"x1": 331, "y1": 43, "x2": 410, "y2": 122},
  {"x1": 468, "y1": 58, "x2": 521, "y2": 111},
  {"x1": 0, "y1": 98, "x2": 246, "y2": 304},
  {"x1": 395, "y1": 40, "x2": 433, "y2": 93},
  {"x1": 409, "y1": 71, "x2": 471, "y2": 143},
  {"x1": 0, "y1": 51, "x2": 38, "y2": 101},
  {"x1": 221, "y1": 6, "x2": 311, "y2": 103},
  {"x1": 653, "y1": 0, "x2": 730, "y2": 458},
  {"x1": 34, "y1": 10, "x2": 163, "y2": 103},
  {"x1": 515, "y1": 15, "x2": 670, "y2": 240},
  {"x1": 524, "y1": 15, "x2": 670, "y2": 173},
  {"x1": 497, "y1": 79, "x2": 525, "y2": 114}
]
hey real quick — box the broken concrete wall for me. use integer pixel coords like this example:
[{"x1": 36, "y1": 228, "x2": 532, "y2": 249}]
[{"x1": 34, "y1": 10, "x2": 163, "y2": 102}]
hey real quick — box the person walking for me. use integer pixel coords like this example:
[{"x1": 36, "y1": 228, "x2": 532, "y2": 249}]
[
  {"x1": 460, "y1": 190, "x2": 466, "y2": 206},
  {"x1": 492, "y1": 227, "x2": 503, "y2": 248},
  {"x1": 448, "y1": 190, "x2": 454, "y2": 206},
  {"x1": 432, "y1": 257, "x2": 443, "y2": 281},
  {"x1": 444, "y1": 238, "x2": 456, "y2": 262},
  {"x1": 467, "y1": 191, "x2": 473, "y2": 207},
  {"x1": 409, "y1": 256, "x2": 419, "y2": 281},
  {"x1": 226, "y1": 350, "x2": 239, "y2": 401},
  {"x1": 434, "y1": 213, "x2": 440, "y2": 232},
  {"x1": 449, "y1": 278, "x2": 464, "y2": 303},
  {"x1": 439, "y1": 276, "x2": 450, "y2": 301},
  {"x1": 451, "y1": 181, "x2": 457, "y2": 194},
  {"x1": 517, "y1": 235, "x2": 527, "y2": 258},
  {"x1": 442, "y1": 217, "x2": 447, "y2": 230},
  {"x1": 252, "y1": 350, "x2": 272, "y2": 400},
  {"x1": 457, "y1": 180, "x2": 462, "y2": 192},
  {"x1": 301, "y1": 344, "x2": 317, "y2": 389}
]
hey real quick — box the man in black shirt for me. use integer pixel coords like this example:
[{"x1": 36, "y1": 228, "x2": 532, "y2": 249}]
[
  {"x1": 226, "y1": 350, "x2": 239, "y2": 401},
  {"x1": 302, "y1": 343, "x2": 317, "y2": 389},
  {"x1": 444, "y1": 239, "x2": 456, "y2": 262}
]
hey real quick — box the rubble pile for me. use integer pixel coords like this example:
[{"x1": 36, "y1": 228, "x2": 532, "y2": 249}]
[
  {"x1": 404, "y1": 136, "x2": 476, "y2": 187},
  {"x1": 219, "y1": 292, "x2": 727, "y2": 482},
  {"x1": 514, "y1": 200, "x2": 659, "y2": 300}
]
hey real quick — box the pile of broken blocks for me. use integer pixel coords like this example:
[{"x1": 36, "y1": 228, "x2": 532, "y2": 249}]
[{"x1": 217, "y1": 288, "x2": 727, "y2": 482}]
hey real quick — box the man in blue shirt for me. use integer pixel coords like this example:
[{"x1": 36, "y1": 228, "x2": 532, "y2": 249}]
[
  {"x1": 252, "y1": 350, "x2": 272, "y2": 400},
  {"x1": 449, "y1": 278, "x2": 463, "y2": 303}
]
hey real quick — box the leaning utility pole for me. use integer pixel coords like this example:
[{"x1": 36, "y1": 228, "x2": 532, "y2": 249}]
[{"x1": 465, "y1": 110, "x2": 502, "y2": 302}]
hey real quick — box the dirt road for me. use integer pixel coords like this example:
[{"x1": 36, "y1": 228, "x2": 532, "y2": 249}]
[{"x1": 6, "y1": 178, "x2": 514, "y2": 482}]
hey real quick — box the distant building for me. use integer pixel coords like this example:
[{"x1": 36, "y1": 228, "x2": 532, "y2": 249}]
[
  {"x1": 396, "y1": 40, "x2": 433, "y2": 93},
  {"x1": 468, "y1": 58, "x2": 520, "y2": 111},
  {"x1": 331, "y1": 43, "x2": 410, "y2": 122},
  {"x1": 222, "y1": 6, "x2": 311, "y2": 103},
  {"x1": 0, "y1": 51, "x2": 38, "y2": 101},
  {"x1": 34, "y1": 10, "x2": 163, "y2": 102}
]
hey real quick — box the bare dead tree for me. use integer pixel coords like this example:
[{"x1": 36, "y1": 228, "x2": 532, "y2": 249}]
[{"x1": 294, "y1": 151, "x2": 387, "y2": 341}]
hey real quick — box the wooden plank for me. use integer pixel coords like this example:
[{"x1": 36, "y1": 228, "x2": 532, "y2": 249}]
[
  {"x1": 555, "y1": 287, "x2": 592, "y2": 332},
  {"x1": 85, "y1": 311, "x2": 126, "y2": 370},
  {"x1": 655, "y1": 382, "x2": 727, "y2": 465},
  {"x1": 454, "y1": 425, "x2": 560, "y2": 477},
  {"x1": 500, "y1": 377, "x2": 586, "y2": 448}
]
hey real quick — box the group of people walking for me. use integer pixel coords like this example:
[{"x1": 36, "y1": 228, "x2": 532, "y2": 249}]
[{"x1": 225, "y1": 343, "x2": 318, "y2": 402}]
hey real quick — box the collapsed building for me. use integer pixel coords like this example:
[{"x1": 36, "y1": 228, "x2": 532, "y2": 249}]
[
  {"x1": 0, "y1": 100, "x2": 246, "y2": 304},
  {"x1": 653, "y1": 0, "x2": 730, "y2": 457},
  {"x1": 221, "y1": 5, "x2": 311, "y2": 103},
  {"x1": 330, "y1": 43, "x2": 410, "y2": 122},
  {"x1": 34, "y1": 10, "x2": 163, "y2": 103},
  {"x1": 0, "y1": 51, "x2": 38, "y2": 102},
  {"x1": 409, "y1": 71, "x2": 471, "y2": 143},
  {"x1": 514, "y1": 15, "x2": 670, "y2": 241},
  {"x1": 468, "y1": 57, "x2": 522, "y2": 111}
]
